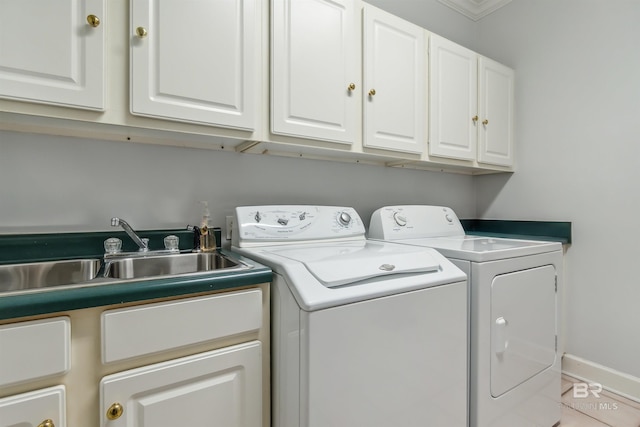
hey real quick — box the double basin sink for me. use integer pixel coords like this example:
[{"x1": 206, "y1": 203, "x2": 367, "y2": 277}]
[{"x1": 0, "y1": 252, "x2": 249, "y2": 294}]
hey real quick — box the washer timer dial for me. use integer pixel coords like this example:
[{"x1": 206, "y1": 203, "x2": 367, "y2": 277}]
[
  {"x1": 337, "y1": 211, "x2": 352, "y2": 227},
  {"x1": 393, "y1": 212, "x2": 407, "y2": 227}
]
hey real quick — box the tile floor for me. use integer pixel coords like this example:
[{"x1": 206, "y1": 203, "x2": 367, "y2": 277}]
[{"x1": 560, "y1": 374, "x2": 640, "y2": 427}]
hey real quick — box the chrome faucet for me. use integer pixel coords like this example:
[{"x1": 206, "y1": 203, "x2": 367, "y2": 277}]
[{"x1": 111, "y1": 217, "x2": 148, "y2": 251}]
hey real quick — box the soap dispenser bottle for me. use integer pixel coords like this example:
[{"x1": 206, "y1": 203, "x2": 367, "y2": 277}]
[{"x1": 199, "y1": 201, "x2": 215, "y2": 252}]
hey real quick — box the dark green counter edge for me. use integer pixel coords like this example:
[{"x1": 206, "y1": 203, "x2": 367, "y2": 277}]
[
  {"x1": 461, "y1": 219, "x2": 572, "y2": 244},
  {"x1": 0, "y1": 263, "x2": 272, "y2": 321}
]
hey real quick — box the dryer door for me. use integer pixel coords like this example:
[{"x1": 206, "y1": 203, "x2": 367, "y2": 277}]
[{"x1": 490, "y1": 265, "x2": 556, "y2": 397}]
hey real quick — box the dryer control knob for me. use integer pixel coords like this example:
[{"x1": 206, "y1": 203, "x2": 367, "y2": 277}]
[
  {"x1": 338, "y1": 211, "x2": 352, "y2": 227},
  {"x1": 393, "y1": 212, "x2": 407, "y2": 227},
  {"x1": 445, "y1": 214, "x2": 453, "y2": 223},
  {"x1": 277, "y1": 217, "x2": 289, "y2": 226}
]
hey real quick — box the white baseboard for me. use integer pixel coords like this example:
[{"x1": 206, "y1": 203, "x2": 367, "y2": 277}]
[{"x1": 562, "y1": 353, "x2": 640, "y2": 403}]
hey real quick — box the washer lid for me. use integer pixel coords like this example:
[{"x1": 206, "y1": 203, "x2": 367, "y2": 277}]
[{"x1": 267, "y1": 241, "x2": 441, "y2": 287}]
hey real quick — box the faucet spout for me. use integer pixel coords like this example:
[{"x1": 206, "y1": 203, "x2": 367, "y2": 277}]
[{"x1": 111, "y1": 217, "x2": 148, "y2": 251}]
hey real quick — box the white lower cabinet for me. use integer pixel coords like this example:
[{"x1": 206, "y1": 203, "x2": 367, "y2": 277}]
[
  {"x1": 0, "y1": 317, "x2": 70, "y2": 387},
  {"x1": 101, "y1": 289, "x2": 263, "y2": 364},
  {"x1": 0, "y1": 318, "x2": 70, "y2": 427},
  {"x1": 0, "y1": 385, "x2": 67, "y2": 427},
  {"x1": 100, "y1": 342, "x2": 262, "y2": 427},
  {"x1": 0, "y1": 285, "x2": 269, "y2": 427}
]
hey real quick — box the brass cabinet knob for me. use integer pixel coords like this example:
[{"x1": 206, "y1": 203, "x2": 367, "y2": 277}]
[
  {"x1": 86, "y1": 15, "x2": 100, "y2": 27},
  {"x1": 38, "y1": 420, "x2": 55, "y2": 427},
  {"x1": 135, "y1": 27, "x2": 148, "y2": 38},
  {"x1": 472, "y1": 115, "x2": 478, "y2": 122},
  {"x1": 482, "y1": 119, "x2": 489, "y2": 125},
  {"x1": 107, "y1": 402, "x2": 124, "y2": 420},
  {"x1": 347, "y1": 83, "x2": 356, "y2": 92},
  {"x1": 368, "y1": 89, "x2": 376, "y2": 96}
]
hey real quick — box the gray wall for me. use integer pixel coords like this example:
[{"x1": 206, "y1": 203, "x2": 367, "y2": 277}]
[
  {"x1": 0, "y1": 130, "x2": 475, "y2": 236},
  {"x1": 475, "y1": 1, "x2": 640, "y2": 377}
]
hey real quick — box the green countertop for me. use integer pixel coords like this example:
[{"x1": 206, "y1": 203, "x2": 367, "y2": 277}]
[
  {"x1": 0, "y1": 230, "x2": 272, "y2": 321},
  {"x1": 460, "y1": 219, "x2": 572, "y2": 244},
  {"x1": 0, "y1": 220, "x2": 570, "y2": 321}
]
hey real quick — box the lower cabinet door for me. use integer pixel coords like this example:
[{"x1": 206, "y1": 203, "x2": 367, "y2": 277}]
[
  {"x1": 0, "y1": 385, "x2": 66, "y2": 427},
  {"x1": 100, "y1": 341, "x2": 261, "y2": 427}
]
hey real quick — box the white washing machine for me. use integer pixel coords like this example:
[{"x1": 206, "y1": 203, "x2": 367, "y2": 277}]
[
  {"x1": 369, "y1": 205, "x2": 563, "y2": 427},
  {"x1": 232, "y1": 205, "x2": 468, "y2": 427}
]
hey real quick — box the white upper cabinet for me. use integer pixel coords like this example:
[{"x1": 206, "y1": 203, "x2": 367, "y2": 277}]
[
  {"x1": 363, "y1": 5, "x2": 426, "y2": 154},
  {"x1": 428, "y1": 34, "x2": 478, "y2": 161},
  {"x1": 429, "y1": 34, "x2": 514, "y2": 167},
  {"x1": 0, "y1": 0, "x2": 514, "y2": 173},
  {"x1": 271, "y1": 0, "x2": 358, "y2": 144},
  {"x1": 0, "y1": 0, "x2": 105, "y2": 110},
  {"x1": 477, "y1": 56, "x2": 514, "y2": 166},
  {"x1": 130, "y1": 0, "x2": 260, "y2": 129}
]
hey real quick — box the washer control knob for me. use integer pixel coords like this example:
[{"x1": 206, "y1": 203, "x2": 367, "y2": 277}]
[
  {"x1": 338, "y1": 211, "x2": 352, "y2": 227},
  {"x1": 445, "y1": 214, "x2": 453, "y2": 223},
  {"x1": 393, "y1": 212, "x2": 407, "y2": 227},
  {"x1": 254, "y1": 212, "x2": 262, "y2": 223},
  {"x1": 277, "y1": 218, "x2": 289, "y2": 226}
]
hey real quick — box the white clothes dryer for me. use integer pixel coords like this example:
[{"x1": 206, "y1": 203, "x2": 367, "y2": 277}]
[
  {"x1": 232, "y1": 205, "x2": 468, "y2": 427},
  {"x1": 369, "y1": 205, "x2": 563, "y2": 427}
]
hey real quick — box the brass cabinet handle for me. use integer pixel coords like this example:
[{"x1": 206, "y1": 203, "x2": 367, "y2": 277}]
[
  {"x1": 482, "y1": 119, "x2": 489, "y2": 125},
  {"x1": 38, "y1": 420, "x2": 55, "y2": 427},
  {"x1": 86, "y1": 15, "x2": 100, "y2": 27},
  {"x1": 107, "y1": 402, "x2": 124, "y2": 420},
  {"x1": 347, "y1": 83, "x2": 356, "y2": 92},
  {"x1": 135, "y1": 27, "x2": 148, "y2": 38},
  {"x1": 472, "y1": 115, "x2": 478, "y2": 122},
  {"x1": 368, "y1": 89, "x2": 376, "y2": 96}
]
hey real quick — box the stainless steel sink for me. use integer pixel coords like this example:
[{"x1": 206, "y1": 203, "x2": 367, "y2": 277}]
[
  {"x1": 0, "y1": 259, "x2": 101, "y2": 293},
  {"x1": 104, "y1": 252, "x2": 248, "y2": 280}
]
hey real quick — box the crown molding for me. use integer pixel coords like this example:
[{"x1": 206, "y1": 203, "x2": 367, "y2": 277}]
[{"x1": 438, "y1": 0, "x2": 512, "y2": 21}]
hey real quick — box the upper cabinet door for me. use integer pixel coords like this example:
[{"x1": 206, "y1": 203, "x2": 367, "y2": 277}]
[
  {"x1": 478, "y1": 56, "x2": 514, "y2": 167},
  {"x1": 130, "y1": 0, "x2": 259, "y2": 130},
  {"x1": 429, "y1": 34, "x2": 477, "y2": 161},
  {"x1": 0, "y1": 0, "x2": 105, "y2": 110},
  {"x1": 271, "y1": 0, "x2": 358, "y2": 144},
  {"x1": 363, "y1": 5, "x2": 426, "y2": 154}
]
